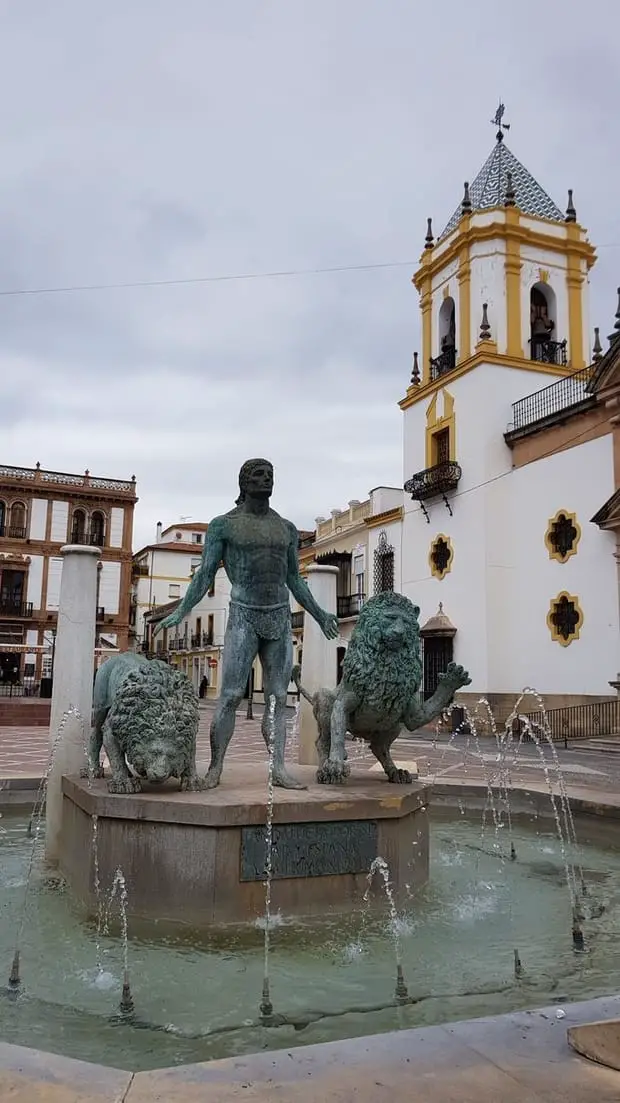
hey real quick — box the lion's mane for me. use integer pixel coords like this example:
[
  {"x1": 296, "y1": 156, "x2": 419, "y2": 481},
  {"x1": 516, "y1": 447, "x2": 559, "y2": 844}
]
[
  {"x1": 107, "y1": 660, "x2": 198, "y2": 767},
  {"x1": 341, "y1": 592, "x2": 422, "y2": 720}
]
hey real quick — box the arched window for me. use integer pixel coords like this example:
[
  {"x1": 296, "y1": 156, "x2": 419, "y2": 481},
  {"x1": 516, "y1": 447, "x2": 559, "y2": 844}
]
[
  {"x1": 90, "y1": 511, "x2": 105, "y2": 547},
  {"x1": 9, "y1": 502, "x2": 26, "y2": 538},
  {"x1": 432, "y1": 296, "x2": 457, "y2": 378},
  {"x1": 71, "y1": 508, "x2": 86, "y2": 543},
  {"x1": 530, "y1": 283, "x2": 565, "y2": 365},
  {"x1": 0, "y1": 501, "x2": 5, "y2": 535}
]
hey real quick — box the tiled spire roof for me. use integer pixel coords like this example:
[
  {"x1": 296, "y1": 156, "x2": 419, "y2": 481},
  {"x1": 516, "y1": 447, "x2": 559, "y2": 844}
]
[{"x1": 439, "y1": 136, "x2": 564, "y2": 240}]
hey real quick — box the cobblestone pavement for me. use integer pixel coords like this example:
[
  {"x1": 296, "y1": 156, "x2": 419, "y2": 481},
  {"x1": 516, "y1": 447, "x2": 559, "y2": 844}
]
[{"x1": 1, "y1": 701, "x2": 619, "y2": 795}]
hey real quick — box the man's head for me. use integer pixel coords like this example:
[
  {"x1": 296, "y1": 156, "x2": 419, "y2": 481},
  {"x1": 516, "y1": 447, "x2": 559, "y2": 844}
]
[{"x1": 236, "y1": 458, "x2": 274, "y2": 504}]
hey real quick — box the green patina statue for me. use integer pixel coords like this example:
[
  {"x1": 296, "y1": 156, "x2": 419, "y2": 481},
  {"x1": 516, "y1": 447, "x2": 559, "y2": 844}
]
[
  {"x1": 292, "y1": 591, "x2": 471, "y2": 785},
  {"x1": 88, "y1": 652, "x2": 203, "y2": 794},
  {"x1": 155, "y1": 458, "x2": 339, "y2": 789}
]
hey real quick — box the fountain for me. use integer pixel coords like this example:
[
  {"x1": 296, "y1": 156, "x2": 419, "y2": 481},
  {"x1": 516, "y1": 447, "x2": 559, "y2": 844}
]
[{"x1": 1, "y1": 463, "x2": 620, "y2": 1092}]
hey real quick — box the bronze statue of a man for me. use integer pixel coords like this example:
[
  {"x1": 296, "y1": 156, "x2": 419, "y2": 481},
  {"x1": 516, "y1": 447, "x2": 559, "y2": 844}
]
[{"x1": 155, "y1": 459, "x2": 338, "y2": 788}]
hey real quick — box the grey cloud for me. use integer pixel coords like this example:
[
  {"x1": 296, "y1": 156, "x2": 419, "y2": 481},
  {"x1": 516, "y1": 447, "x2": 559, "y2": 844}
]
[{"x1": 0, "y1": 0, "x2": 618, "y2": 548}]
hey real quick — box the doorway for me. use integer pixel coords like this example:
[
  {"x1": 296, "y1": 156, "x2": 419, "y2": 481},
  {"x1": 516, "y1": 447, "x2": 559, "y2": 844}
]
[
  {"x1": 422, "y1": 636, "x2": 453, "y2": 700},
  {"x1": 0, "y1": 651, "x2": 21, "y2": 685}
]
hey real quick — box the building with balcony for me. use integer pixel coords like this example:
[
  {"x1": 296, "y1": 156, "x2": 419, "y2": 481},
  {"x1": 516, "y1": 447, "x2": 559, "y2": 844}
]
[
  {"x1": 131, "y1": 520, "x2": 210, "y2": 647},
  {"x1": 393, "y1": 110, "x2": 619, "y2": 713},
  {"x1": 0, "y1": 462, "x2": 136, "y2": 691}
]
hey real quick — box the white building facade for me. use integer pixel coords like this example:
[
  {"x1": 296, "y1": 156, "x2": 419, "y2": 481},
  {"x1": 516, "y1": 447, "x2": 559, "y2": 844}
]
[{"x1": 393, "y1": 124, "x2": 619, "y2": 714}]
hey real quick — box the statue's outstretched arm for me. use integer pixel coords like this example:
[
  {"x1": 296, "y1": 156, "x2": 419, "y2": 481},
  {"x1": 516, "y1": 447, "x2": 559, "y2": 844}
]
[
  {"x1": 155, "y1": 519, "x2": 225, "y2": 633},
  {"x1": 286, "y1": 525, "x2": 339, "y2": 640}
]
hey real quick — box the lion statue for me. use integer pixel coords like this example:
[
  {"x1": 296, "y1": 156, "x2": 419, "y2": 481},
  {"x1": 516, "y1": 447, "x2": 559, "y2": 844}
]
[
  {"x1": 292, "y1": 591, "x2": 471, "y2": 786},
  {"x1": 87, "y1": 652, "x2": 203, "y2": 794}
]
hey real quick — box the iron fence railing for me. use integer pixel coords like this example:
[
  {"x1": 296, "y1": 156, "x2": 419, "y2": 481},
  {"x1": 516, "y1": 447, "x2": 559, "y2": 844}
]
[
  {"x1": 0, "y1": 525, "x2": 27, "y2": 539},
  {"x1": 514, "y1": 699, "x2": 620, "y2": 745},
  {"x1": 509, "y1": 367, "x2": 594, "y2": 434},
  {"x1": 0, "y1": 678, "x2": 40, "y2": 697},
  {"x1": 529, "y1": 338, "x2": 567, "y2": 366},
  {"x1": 0, "y1": 599, "x2": 33, "y2": 617}
]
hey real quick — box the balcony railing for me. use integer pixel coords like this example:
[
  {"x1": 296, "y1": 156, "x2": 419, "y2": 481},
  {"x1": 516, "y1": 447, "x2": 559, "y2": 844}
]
[
  {"x1": 0, "y1": 525, "x2": 27, "y2": 539},
  {"x1": 507, "y1": 366, "x2": 594, "y2": 436},
  {"x1": 0, "y1": 599, "x2": 34, "y2": 617},
  {"x1": 337, "y1": 593, "x2": 365, "y2": 619},
  {"x1": 529, "y1": 337, "x2": 567, "y2": 366},
  {"x1": 429, "y1": 346, "x2": 457, "y2": 381},
  {"x1": 404, "y1": 460, "x2": 462, "y2": 503},
  {"x1": 71, "y1": 531, "x2": 104, "y2": 546},
  {"x1": 291, "y1": 611, "x2": 305, "y2": 630},
  {"x1": 168, "y1": 637, "x2": 188, "y2": 652},
  {"x1": 190, "y1": 631, "x2": 214, "y2": 648}
]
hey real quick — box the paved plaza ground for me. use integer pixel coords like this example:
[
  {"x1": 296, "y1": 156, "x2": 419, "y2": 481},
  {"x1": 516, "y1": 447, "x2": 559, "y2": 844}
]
[{"x1": 2, "y1": 699, "x2": 620, "y2": 799}]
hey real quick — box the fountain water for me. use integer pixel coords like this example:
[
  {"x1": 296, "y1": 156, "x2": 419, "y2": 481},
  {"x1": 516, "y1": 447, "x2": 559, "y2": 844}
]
[{"x1": 365, "y1": 857, "x2": 410, "y2": 1004}]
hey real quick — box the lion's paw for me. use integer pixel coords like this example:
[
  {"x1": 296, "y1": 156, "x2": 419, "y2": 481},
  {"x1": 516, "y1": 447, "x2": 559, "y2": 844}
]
[
  {"x1": 80, "y1": 765, "x2": 105, "y2": 780},
  {"x1": 316, "y1": 759, "x2": 349, "y2": 785},
  {"x1": 388, "y1": 768, "x2": 414, "y2": 784},
  {"x1": 179, "y1": 774, "x2": 204, "y2": 792},
  {"x1": 107, "y1": 777, "x2": 142, "y2": 795},
  {"x1": 440, "y1": 662, "x2": 471, "y2": 690}
]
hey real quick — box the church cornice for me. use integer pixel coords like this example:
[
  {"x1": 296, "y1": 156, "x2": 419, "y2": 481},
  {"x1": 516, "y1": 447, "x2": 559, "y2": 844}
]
[
  {"x1": 398, "y1": 351, "x2": 574, "y2": 412},
  {"x1": 413, "y1": 214, "x2": 596, "y2": 289}
]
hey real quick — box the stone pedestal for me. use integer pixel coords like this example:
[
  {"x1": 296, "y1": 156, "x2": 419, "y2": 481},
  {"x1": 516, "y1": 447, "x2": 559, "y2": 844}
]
[
  {"x1": 298, "y1": 565, "x2": 338, "y2": 766},
  {"x1": 59, "y1": 766, "x2": 429, "y2": 926},
  {"x1": 46, "y1": 544, "x2": 100, "y2": 864}
]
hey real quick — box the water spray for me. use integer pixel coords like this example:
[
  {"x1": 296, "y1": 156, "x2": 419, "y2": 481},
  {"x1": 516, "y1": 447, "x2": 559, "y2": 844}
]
[
  {"x1": 513, "y1": 948, "x2": 524, "y2": 978},
  {"x1": 119, "y1": 971, "x2": 135, "y2": 1018},
  {"x1": 259, "y1": 695, "x2": 277, "y2": 1026}
]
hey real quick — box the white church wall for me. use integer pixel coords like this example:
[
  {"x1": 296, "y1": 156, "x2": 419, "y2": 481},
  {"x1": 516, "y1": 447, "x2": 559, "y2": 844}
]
[
  {"x1": 469, "y1": 239, "x2": 507, "y2": 352},
  {"x1": 486, "y1": 432, "x2": 618, "y2": 697}
]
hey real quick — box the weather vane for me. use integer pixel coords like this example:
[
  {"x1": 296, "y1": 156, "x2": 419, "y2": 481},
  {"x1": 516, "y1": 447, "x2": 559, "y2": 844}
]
[{"x1": 491, "y1": 101, "x2": 510, "y2": 142}]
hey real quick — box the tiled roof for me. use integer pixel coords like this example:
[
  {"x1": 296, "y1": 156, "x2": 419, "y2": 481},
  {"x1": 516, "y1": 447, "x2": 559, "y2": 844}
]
[{"x1": 440, "y1": 138, "x2": 564, "y2": 240}]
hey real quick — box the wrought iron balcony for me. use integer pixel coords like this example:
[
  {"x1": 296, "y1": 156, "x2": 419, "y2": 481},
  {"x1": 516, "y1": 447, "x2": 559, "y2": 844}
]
[
  {"x1": 0, "y1": 599, "x2": 33, "y2": 617},
  {"x1": 529, "y1": 338, "x2": 567, "y2": 366},
  {"x1": 72, "y1": 530, "x2": 104, "y2": 546},
  {"x1": 405, "y1": 461, "x2": 462, "y2": 503},
  {"x1": 0, "y1": 525, "x2": 27, "y2": 539},
  {"x1": 429, "y1": 346, "x2": 457, "y2": 381},
  {"x1": 506, "y1": 366, "x2": 594, "y2": 437},
  {"x1": 189, "y1": 631, "x2": 214, "y2": 648},
  {"x1": 337, "y1": 593, "x2": 365, "y2": 619},
  {"x1": 291, "y1": 610, "x2": 305, "y2": 630}
]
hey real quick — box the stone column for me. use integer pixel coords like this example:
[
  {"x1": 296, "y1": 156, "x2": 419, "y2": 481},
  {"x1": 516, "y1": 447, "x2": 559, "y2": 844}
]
[
  {"x1": 298, "y1": 565, "x2": 339, "y2": 766},
  {"x1": 46, "y1": 545, "x2": 101, "y2": 864}
]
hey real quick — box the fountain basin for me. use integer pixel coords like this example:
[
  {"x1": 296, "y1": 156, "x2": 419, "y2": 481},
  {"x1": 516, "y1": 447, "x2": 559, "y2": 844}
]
[{"x1": 59, "y1": 767, "x2": 430, "y2": 925}]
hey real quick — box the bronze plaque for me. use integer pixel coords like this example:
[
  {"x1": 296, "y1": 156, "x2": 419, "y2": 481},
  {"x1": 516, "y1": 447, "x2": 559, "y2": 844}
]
[{"x1": 240, "y1": 820, "x2": 378, "y2": 881}]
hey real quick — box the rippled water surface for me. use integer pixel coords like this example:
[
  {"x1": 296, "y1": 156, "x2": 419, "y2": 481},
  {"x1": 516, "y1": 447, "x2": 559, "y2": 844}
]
[{"x1": 1, "y1": 809, "x2": 619, "y2": 1071}]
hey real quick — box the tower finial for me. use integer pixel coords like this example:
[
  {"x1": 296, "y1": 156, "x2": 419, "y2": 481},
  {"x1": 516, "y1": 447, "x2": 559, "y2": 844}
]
[
  {"x1": 565, "y1": 189, "x2": 577, "y2": 223},
  {"x1": 504, "y1": 171, "x2": 516, "y2": 207},
  {"x1": 593, "y1": 327, "x2": 603, "y2": 363},
  {"x1": 479, "y1": 303, "x2": 491, "y2": 342},
  {"x1": 491, "y1": 100, "x2": 510, "y2": 143},
  {"x1": 410, "y1": 351, "x2": 420, "y2": 386},
  {"x1": 424, "y1": 217, "x2": 434, "y2": 250},
  {"x1": 461, "y1": 181, "x2": 472, "y2": 215}
]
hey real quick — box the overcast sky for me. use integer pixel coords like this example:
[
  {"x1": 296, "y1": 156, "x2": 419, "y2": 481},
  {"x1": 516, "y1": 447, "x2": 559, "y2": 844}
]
[{"x1": 1, "y1": 1, "x2": 619, "y2": 549}]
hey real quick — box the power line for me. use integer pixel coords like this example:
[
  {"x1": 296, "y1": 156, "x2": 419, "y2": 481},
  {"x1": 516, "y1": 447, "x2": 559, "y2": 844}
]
[
  {"x1": 0, "y1": 242, "x2": 619, "y2": 299},
  {"x1": 0, "y1": 260, "x2": 416, "y2": 299}
]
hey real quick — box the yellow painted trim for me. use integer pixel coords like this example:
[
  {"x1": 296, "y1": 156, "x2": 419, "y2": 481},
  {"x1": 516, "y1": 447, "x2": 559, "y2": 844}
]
[
  {"x1": 413, "y1": 215, "x2": 596, "y2": 287},
  {"x1": 547, "y1": 591, "x2": 584, "y2": 647},
  {"x1": 399, "y1": 350, "x2": 573, "y2": 410},
  {"x1": 429, "y1": 533, "x2": 454, "y2": 580},
  {"x1": 566, "y1": 223, "x2": 585, "y2": 369},
  {"x1": 425, "y1": 389, "x2": 456, "y2": 467},
  {"x1": 544, "y1": 509, "x2": 581, "y2": 564},
  {"x1": 365, "y1": 506, "x2": 404, "y2": 529},
  {"x1": 420, "y1": 275, "x2": 432, "y2": 385},
  {"x1": 457, "y1": 243, "x2": 471, "y2": 363},
  {"x1": 505, "y1": 207, "x2": 523, "y2": 358}
]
